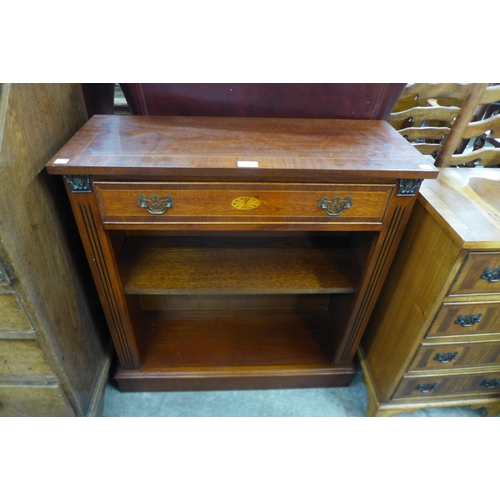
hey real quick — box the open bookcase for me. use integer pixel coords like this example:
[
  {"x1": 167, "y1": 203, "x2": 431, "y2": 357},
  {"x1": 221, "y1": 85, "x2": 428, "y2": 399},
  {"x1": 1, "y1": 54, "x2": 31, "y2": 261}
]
[
  {"x1": 115, "y1": 232, "x2": 363, "y2": 388},
  {"x1": 46, "y1": 115, "x2": 437, "y2": 391}
]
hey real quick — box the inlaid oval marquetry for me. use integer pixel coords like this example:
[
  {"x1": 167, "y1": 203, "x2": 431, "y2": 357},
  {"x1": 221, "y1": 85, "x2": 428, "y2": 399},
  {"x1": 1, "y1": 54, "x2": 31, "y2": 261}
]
[{"x1": 231, "y1": 196, "x2": 261, "y2": 211}]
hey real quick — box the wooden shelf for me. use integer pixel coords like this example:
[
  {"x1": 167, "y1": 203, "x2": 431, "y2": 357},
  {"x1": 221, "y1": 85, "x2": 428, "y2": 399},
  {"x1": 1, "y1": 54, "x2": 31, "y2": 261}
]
[
  {"x1": 118, "y1": 233, "x2": 358, "y2": 390},
  {"x1": 114, "y1": 307, "x2": 354, "y2": 390},
  {"x1": 119, "y1": 235, "x2": 361, "y2": 295},
  {"x1": 135, "y1": 309, "x2": 337, "y2": 369}
]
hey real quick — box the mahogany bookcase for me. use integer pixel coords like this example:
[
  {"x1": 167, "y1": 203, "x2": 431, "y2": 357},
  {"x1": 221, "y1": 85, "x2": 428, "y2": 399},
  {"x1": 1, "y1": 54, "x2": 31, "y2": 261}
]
[{"x1": 47, "y1": 115, "x2": 437, "y2": 391}]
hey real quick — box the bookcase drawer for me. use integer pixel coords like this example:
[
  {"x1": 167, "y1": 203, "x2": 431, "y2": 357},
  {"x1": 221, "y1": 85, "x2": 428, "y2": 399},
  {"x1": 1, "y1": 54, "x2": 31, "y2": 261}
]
[{"x1": 93, "y1": 182, "x2": 393, "y2": 227}]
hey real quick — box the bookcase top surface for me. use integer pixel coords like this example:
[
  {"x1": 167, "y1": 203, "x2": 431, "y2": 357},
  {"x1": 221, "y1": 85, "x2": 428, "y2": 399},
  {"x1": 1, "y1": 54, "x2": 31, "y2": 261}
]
[{"x1": 46, "y1": 115, "x2": 437, "y2": 181}]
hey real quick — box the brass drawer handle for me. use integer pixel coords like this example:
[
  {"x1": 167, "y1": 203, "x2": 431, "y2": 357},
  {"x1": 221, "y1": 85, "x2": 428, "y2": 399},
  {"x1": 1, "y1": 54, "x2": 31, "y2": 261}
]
[
  {"x1": 434, "y1": 351, "x2": 458, "y2": 364},
  {"x1": 481, "y1": 267, "x2": 500, "y2": 283},
  {"x1": 480, "y1": 379, "x2": 500, "y2": 389},
  {"x1": 138, "y1": 194, "x2": 174, "y2": 215},
  {"x1": 415, "y1": 383, "x2": 437, "y2": 393},
  {"x1": 454, "y1": 313, "x2": 482, "y2": 327},
  {"x1": 318, "y1": 195, "x2": 353, "y2": 216}
]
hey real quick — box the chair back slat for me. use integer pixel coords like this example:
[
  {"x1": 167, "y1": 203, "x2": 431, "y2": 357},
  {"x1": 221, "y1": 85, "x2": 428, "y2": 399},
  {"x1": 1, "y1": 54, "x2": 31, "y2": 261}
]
[{"x1": 435, "y1": 83, "x2": 500, "y2": 167}]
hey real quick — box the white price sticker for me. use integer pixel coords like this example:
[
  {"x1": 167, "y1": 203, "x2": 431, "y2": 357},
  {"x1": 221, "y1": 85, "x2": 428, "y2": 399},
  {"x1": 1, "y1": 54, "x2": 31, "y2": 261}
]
[{"x1": 237, "y1": 161, "x2": 259, "y2": 168}]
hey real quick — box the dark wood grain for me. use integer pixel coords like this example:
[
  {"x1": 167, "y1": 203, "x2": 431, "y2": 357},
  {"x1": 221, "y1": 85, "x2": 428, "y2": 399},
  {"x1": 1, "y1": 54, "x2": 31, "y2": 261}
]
[
  {"x1": 112, "y1": 307, "x2": 354, "y2": 391},
  {"x1": 46, "y1": 115, "x2": 436, "y2": 181},
  {"x1": 47, "y1": 114, "x2": 436, "y2": 393},
  {"x1": 134, "y1": 309, "x2": 336, "y2": 369},
  {"x1": 138, "y1": 294, "x2": 331, "y2": 312},
  {"x1": 119, "y1": 235, "x2": 361, "y2": 295},
  {"x1": 94, "y1": 181, "x2": 393, "y2": 228},
  {"x1": 65, "y1": 189, "x2": 141, "y2": 370},
  {"x1": 114, "y1": 366, "x2": 356, "y2": 392}
]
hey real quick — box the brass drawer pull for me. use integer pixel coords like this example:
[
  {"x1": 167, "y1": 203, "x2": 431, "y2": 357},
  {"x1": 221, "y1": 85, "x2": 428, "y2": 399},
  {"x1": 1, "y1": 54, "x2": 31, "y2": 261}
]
[
  {"x1": 415, "y1": 383, "x2": 437, "y2": 393},
  {"x1": 434, "y1": 351, "x2": 458, "y2": 363},
  {"x1": 481, "y1": 267, "x2": 500, "y2": 283},
  {"x1": 138, "y1": 194, "x2": 174, "y2": 215},
  {"x1": 454, "y1": 313, "x2": 482, "y2": 327},
  {"x1": 318, "y1": 195, "x2": 353, "y2": 216},
  {"x1": 480, "y1": 379, "x2": 500, "y2": 389}
]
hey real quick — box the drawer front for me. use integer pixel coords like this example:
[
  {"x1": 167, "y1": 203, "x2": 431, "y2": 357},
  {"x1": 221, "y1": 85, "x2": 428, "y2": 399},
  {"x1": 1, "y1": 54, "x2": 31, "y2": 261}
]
[
  {"x1": 449, "y1": 252, "x2": 500, "y2": 296},
  {"x1": 408, "y1": 341, "x2": 500, "y2": 371},
  {"x1": 0, "y1": 384, "x2": 74, "y2": 417},
  {"x1": 393, "y1": 372, "x2": 500, "y2": 400},
  {"x1": 0, "y1": 339, "x2": 54, "y2": 376},
  {"x1": 427, "y1": 302, "x2": 500, "y2": 338},
  {"x1": 0, "y1": 293, "x2": 35, "y2": 333},
  {"x1": 93, "y1": 182, "x2": 393, "y2": 227}
]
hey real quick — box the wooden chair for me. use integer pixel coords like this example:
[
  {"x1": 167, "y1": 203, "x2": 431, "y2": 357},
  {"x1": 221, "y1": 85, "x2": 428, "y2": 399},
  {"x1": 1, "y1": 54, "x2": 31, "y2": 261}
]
[
  {"x1": 435, "y1": 83, "x2": 500, "y2": 167},
  {"x1": 389, "y1": 83, "x2": 471, "y2": 159}
]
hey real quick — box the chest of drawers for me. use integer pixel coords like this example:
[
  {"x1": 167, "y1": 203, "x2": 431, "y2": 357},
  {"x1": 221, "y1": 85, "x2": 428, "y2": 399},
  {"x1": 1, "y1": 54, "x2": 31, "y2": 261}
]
[
  {"x1": 46, "y1": 115, "x2": 436, "y2": 392},
  {"x1": 0, "y1": 84, "x2": 110, "y2": 416},
  {"x1": 361, "y1": 168, "x2": 500, "y2": 417}
]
